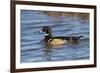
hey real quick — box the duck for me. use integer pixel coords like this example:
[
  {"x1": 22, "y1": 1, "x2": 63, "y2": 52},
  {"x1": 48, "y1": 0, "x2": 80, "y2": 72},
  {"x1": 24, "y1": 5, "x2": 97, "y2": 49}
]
[{"x1": 42, "y1": 26, "x2": 83, "y2": 48}]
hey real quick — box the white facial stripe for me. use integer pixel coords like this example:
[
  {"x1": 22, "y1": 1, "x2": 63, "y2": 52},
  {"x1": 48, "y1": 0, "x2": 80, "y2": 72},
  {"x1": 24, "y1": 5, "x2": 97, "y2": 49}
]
[{"x1": 45, "y1": 33, "x2": 49, "y2": 36}]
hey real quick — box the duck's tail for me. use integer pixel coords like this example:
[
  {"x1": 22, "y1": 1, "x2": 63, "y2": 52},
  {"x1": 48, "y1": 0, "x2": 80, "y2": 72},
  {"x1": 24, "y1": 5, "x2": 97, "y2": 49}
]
[
  {"x1": 67, "y1": 35, "x2": 83, "y2": 42},
  {"x1": 67, "y1": 35, "x2": 83, "y2": 43},
  {"x1": 78, "y1": 35, "x2": 83, "y2": 39}
]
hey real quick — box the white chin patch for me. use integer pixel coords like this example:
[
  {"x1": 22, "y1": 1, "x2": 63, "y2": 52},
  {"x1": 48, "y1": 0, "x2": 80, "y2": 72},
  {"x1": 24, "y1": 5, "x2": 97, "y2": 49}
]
[{"x1": 45, "y1": 33, "x2": 49, "y2": 36}]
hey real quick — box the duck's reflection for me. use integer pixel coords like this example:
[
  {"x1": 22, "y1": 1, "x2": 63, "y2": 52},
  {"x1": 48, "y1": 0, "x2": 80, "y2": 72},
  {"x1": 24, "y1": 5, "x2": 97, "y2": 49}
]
[
  {"x1": 42, "y1": 48, "x2": 52, "y2": 61},
  {"x1": 42, "y1": 45, "x2": 64, "y2": 61}
]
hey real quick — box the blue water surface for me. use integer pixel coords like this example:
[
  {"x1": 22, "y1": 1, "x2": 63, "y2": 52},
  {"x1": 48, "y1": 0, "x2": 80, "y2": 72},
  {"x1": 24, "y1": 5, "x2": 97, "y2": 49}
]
[{"x1": 21, "y1": 10, "x2": 89, "y2": 63}]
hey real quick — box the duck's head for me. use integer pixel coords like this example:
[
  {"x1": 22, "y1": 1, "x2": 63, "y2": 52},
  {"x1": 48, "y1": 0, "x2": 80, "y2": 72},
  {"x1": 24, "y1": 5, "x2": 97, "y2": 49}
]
[{"x1": 42, "y1": 26, "x2": 52, "y2": 36}]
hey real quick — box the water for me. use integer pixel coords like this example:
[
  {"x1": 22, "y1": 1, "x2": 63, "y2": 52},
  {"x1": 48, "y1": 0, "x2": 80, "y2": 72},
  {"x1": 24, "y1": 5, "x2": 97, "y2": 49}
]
[{"x1": 21, "y1": 10, "x2": 89, "y2": 63}]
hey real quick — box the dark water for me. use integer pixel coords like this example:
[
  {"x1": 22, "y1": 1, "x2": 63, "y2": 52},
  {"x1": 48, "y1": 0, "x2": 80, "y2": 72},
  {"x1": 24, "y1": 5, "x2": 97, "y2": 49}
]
[{"x1": 21, "y1": 10, "x2": 90, "y2": 63}]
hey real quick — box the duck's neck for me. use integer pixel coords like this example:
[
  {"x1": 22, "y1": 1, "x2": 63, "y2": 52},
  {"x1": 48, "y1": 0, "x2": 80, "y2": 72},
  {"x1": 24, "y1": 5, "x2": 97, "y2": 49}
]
[{"x1": 45, "y1": 33, "x2": 52, "y2": 40}]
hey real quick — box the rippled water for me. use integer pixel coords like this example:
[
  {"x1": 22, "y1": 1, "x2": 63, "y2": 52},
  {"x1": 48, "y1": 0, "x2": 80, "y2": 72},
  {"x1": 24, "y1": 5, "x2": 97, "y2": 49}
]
[{"x1": 21, "y1": 10, "x2": 89, "y2": 63}]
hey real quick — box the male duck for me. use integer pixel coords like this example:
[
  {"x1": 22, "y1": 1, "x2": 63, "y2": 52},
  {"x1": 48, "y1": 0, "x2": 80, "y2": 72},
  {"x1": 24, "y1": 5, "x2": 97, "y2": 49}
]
[{"x1": 42, "y1": 26, "x2": 83, "y2": 48}]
